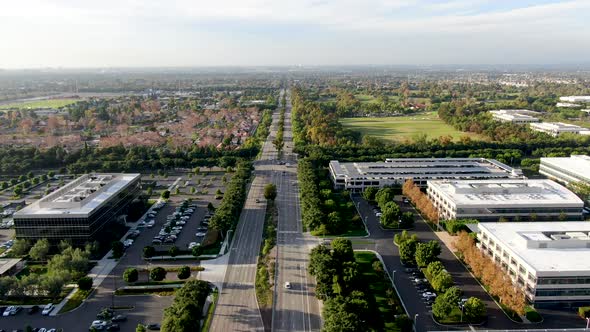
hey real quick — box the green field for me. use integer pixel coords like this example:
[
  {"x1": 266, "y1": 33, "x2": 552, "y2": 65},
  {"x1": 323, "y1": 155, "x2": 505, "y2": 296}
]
[
  {"x1": 0, "y1": 98, "x2": 80, "y2": 110},
  {"x1": 340, "y1": 112, "x2": 483, "y2": 142}
]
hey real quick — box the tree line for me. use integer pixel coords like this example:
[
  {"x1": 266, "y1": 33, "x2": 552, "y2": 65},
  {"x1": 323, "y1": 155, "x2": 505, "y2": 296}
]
[
  {"x1": 161, "y1": 280, "x2": 212, "y2": 331},
  {"x1": 402, "y1": 180, "x2": 438, "y2": 223}
]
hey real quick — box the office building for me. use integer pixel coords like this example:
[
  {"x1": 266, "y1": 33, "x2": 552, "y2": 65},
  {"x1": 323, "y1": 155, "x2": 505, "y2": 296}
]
[
  {"x1": 427, "y1": 179, "x2": 583, "y2": 222},
  {"x1": 529, "y1": 122, "x2": 590, "y2": 137},
  {"x1": 329, "y1": 158, "x2": 522, "y2": 192},
  {"x1": 490, "y1": 110, "x2": 540, "y2": 124},
  {"x1": 476, "y1": 222, "x2": 590, "y2": 308},
  {"x1": 14, "y1": 173, "x2": 141, "y2": 243},
  {"x1": 540, "y1": 155, "x2": 590, "y2": 186}
]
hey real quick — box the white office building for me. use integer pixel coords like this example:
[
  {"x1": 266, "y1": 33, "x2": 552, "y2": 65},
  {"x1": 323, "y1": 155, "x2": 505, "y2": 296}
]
[
  {"x1": 529, "y1": 122, "x2": 590, "y2": 137},
  {"x1": 489, "y1": 110, "x2": 540, "y2": 124},
  {"x1": 427, "y1": 179, "x2": 583, "y2": 222},
  {"x1": 328, "y1": 158, "x2": 522, "y2": 192},
  {"x1": 559, "y1": 96, "x2": 590, "y2": 103},
  {"x1": 540, "y1": 155, "x2": 590, "y2": 186},
  {"x1": 476, "y1": 222, "x2": 590, "y2": 308}
]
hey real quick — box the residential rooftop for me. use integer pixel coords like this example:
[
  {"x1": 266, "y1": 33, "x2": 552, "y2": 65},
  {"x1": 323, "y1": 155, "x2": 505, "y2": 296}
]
[
  {"x1": 478, "y1": 222, "x2": 590, "y2": 274},
  {"x1": 15, "y1": 173, "x2": 141, "y2": 217},
  {"x1": 427, "y1": 179, "x2": 583, "y2": 207}
]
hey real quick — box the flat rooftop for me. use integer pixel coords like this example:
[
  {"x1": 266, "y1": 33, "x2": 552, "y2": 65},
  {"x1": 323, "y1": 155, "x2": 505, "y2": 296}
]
[
  {"x1": 530, "y1": 122, "x2": 590, "y2": 132},
  {"x1": 428, "y1": 179, "x2": 583, "y2": 207},
  {"x1": 15, "y1": 173, "x2": 140, "y2": 218},
  {"x1": 541, "y1": 155, "x2": 590, "y2": 183},
  {"x1": 330, "y1": 158, "x2": 520, "y2": 179},
  {"x1": 0, "y1": 258, "x2": 22, "y2": 275},
  {"x1": 479, "y1": 222, "x2": 590, "y2": 274}
]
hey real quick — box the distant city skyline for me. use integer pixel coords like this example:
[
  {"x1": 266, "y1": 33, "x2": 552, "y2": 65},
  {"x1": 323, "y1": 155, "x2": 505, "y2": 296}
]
[{"x1": 1, "y1": 0, "x2": 589, "y2": 68}]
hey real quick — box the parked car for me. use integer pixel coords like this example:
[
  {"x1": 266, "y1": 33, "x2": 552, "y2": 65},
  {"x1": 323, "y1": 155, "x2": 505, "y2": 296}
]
[
  {"x1": 188, "y1": 242, "x2": 199, "y2": 249},
  {"x1": 41, "y1": 303, "x2": 54, "y2": 316},
  {"x1": 106, "y1": 323, "x2": 120, "y2": 331},
  {"x1": 112, "y1": 315, "x2": 127, "y2": 322},
  {"x1": 89, "y1": 320, "x2": 108, "y2": 330},
  {"x1": 28, "y1": 305, "x2": 40, "y2": 314},
  {"x1": 284, "y1": 281, "x2": 291, "y2": 289},
  {"x1": 147, "y1": 323, "x2": 161, "y2": 330}
]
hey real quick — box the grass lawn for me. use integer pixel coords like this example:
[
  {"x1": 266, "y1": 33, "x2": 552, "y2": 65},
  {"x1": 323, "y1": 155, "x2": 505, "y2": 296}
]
[
  {"x1": 355, "y1": 252, "x2": 406, "y2": 331},
  {"x1": 0, "y1": 98, "x2": 80, "y2": 110},
  {"x1": 340, "y1": 112, "x2": 483, "y2": 142},
  {"x1": 58, "y1": 288, "x2": 93, "y2": 314}
]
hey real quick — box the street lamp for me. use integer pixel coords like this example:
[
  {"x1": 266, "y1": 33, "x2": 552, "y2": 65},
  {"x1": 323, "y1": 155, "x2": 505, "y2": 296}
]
[
  {"x1": 413, "y1": 314, "x2": 419, "y2": 332},
  {"x1": 392, "y1": 269, "x2": 396, "y2": 284},
  {"x1": 586, "y1": 317, "x2": 589, "y2": 329}
]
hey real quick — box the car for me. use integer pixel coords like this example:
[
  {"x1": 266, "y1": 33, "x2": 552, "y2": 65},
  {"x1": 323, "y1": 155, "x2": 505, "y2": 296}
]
[
  {"x1": 47, "y1": 329, "x2": 57, "y2": 332},
  {"x1": 375, "y1": 212, "x2": 383, "y2": 217},
  {"x1": 3, "y1": 306, "x2": 14, "y2": 316},
  {"x1": 28, "y1": 305, "x2": 40, "y2": 314},
  {"x1": 152, "y1": 239, "x2": 162, "y2": 245},
  {"x1": 111, "y1": 314, "x2": 127, "y2": 322},
  {"x1": 255, "y1": 198, "x2": 260, "y2": 203},
  {"x1": 188, "y1": 242, "x2": 199, "y2": 249},
  {"x1": 41, "y1": 303, "x2": 54, "y2": 316},
  {"x1": 146, "y1": 323, "x2": 161, "y2": 330},
  {"x1": 195, "y1": 232, "x2": 206, "y2": 237},
  {"x1": 90, "y1": 320, "x2": 108, "y2": 330},
  {"x1": 403, "y1": 198, "x2": 410, "y2": 204},
  {"x1": 284, "y1": 281, "x2": 291, "y2": 289},
  {"x1": 422, "y1": 292, "x2": 436, "y2": 298},
  {"x1": 38, "y1": 329, "x2": 47, "y2": 332},
  {"x1": 106, "y1": 324, "x2": 120, "y2": 331},
  {"x1": 404, "y1": 268, "x2": 417, "y2": 273}
]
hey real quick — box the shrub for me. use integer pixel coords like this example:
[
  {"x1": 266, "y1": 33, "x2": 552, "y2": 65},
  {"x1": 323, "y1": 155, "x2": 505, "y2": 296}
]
[
  {"x1": 77, "y1": 276, "x2": 93, "y2": 291},
  {"x1": 150, "y1": 267, "x2": 167, "y2": 281},
  {"x1": 177, "y1": 266, "x2": 191, "y2": 280},
  {"x1": 123, "y1": 268, "x2": 139, "y2": 283},
  {"x1": 525, "y1": 306, "x2": 542, "y2": 322},
  {"x1": 579, "y1": 306, "x2": 590, "y2": 319}
]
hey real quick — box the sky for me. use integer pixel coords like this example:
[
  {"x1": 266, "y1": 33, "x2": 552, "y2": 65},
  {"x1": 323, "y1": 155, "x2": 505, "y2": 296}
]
[{"x1": 0, "y1": 0, "x2": 589, "y2": 68}]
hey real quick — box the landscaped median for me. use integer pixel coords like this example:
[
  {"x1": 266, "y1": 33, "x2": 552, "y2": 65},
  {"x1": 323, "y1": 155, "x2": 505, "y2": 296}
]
[
  {"x1": 308, "y1": 238, "x2": 411, "y2": 332},
  {"x1": 255, "y1": 191, "x2": 277, "y2": 330}
]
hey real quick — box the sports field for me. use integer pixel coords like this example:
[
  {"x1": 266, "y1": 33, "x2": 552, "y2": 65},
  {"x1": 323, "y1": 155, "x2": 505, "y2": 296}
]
[
  {"x1": 340, "y1": 112, "x2": 483, "y2": 142},
  {"x1": 0, "y1": 98, "x2": 80, "y2": 110}
]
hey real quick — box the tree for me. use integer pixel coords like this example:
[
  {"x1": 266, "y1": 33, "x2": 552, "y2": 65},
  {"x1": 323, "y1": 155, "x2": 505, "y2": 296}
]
[
  {"x1": 77, "y1": 276, "x2": 93, "y2": 291},
  {"x1": 415, "y1": 241, "x2": 441, "y2": 267},
  {"x1": 375, "y1": 187, "x2": 396, "y2": 209},
  {"x1": 363, "y1": 187, "x2": 378, "y2": 202},
  {"x1": 432, "y1": 286, "x2": 462, "y2": 319},
  {"x1": 432, "y1": 271, "x2": 453, "y2": 292},
  {"x1": 177, "y1": 266, "x2": 191, "y2": 280},
  {"x1": 168, "y1": 246, "x2": 180, "y2": 257},
  {"x1": 10, "y1": 239, "x2": 30, "y2": 256},
  {"x1": 161, "y1": 190, "x2": 171, "y2": 199},
  {"x1": 123, "y1": 268, "x2": 138, "y2": 283},
  {"x1": 29, "y1": 239, "x2": 50, "y2": 261},
  {"x1": 136, "y1": 324, "x2": 147, "y2": 332},
  {"x1": 150, "y1": 267, "x2": 167, "y2": 281},
  {"x1": 399, "y1": 212, "x2": 414, "y2": 228},
  {"x1": 41, "y1": 274, "x2": 66, "y2": 299},
  {"x1": 380, "y1": 201, "x2": 401, "y2": 228},
  {"x1": 399, "y1": 238, "x2": 418, "y2": 265},
  {"x1": 111, "y1": 241, "x2": 124, "y2": 259},
  {"x1": 191, "y1": 245, "x2": 203, "y2": 257},
  {"x1": 464, "y1": 297, "x2": 486, "y2": 322},
  {"x1": 13, "y1": 185, "x2": 23, "y2": 197},
  {"x1": 331, "y1": 238, "x2": 354, "y2": 265},
  {"x1": 143, "y1": 245, "x2": 156, "y2": 258},
  {"x1": 264, "y1": 183, "x2": 277, "y2": 200}
]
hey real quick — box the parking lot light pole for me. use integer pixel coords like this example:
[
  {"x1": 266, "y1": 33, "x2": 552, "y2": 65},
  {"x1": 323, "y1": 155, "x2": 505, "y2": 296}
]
[{"x1": 413, "y1": 313, "x2": 419, "y2": 332}]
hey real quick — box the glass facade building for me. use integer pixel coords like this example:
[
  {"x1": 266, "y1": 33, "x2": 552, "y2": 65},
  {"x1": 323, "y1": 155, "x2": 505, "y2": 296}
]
[{"x1": 14, "y1": 173, "x2": 141, "y2": 244}]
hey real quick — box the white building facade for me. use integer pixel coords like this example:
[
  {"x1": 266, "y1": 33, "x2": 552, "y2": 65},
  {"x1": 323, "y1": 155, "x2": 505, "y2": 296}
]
[
  {"x1": 490, "y1": 110, "x2": 540, "y2": 124},
  {"x1": 328, "y1": 158, "x2": 521, "y2": 192},
  {"x1": 540, "y1": 155, "x2": 590, "y2": 186},
  {"x1": 427, "y1": 179, "x2": 583, "y2": 222},
  {"x1": 529, "y1": 122, "x2": 590, "y2": 137},
  {"x1": 477, "y1": 222, "x2": 590, "y2": 308}
]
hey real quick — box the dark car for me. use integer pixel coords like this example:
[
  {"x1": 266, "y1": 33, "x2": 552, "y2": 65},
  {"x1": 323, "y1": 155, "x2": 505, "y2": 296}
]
[
  {"x1": 106, "y1": 324, "x2": 120, "y2": 331},
  {"x1": 111, "y1": 314, "x2": 127, "y2": 322},
  {"x1": 28, "y1": 305, "x2": 40, "y2": 314},
  {"x1": 147, "y1": 323, "x2": 161, "y2": 330}
]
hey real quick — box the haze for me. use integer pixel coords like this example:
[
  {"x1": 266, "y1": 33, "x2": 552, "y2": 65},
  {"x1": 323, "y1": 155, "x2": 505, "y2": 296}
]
[{"x1": 1, "y1": 0, "x2": 589, "y2": 68}]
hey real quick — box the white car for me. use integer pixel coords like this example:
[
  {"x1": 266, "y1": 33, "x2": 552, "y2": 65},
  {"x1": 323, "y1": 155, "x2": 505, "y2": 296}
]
[
  {"x1": 422, "y1": 292, "x2": 436, "y2": 298},
  {"x1": 90, "y1": 320, "x2": 108, "y2": 329},
  {"x1": 195, "y1": 232, "x2": 206, "y2": 237},
  {"x1": 42, "y1": 303, "x2": 54, "y2": 315},
  {"x1": 284, "y1": 281, "x2": 291, "y2": 289},
  {"x1": 188, "y1": 242, "x2": 199, "y2": 249},
  {"x1": 376, "y1": 212, "x2": 383, "y2": 217},
  {"x1": 2, "y1": 306, "x2": 14, "y2": 316}
]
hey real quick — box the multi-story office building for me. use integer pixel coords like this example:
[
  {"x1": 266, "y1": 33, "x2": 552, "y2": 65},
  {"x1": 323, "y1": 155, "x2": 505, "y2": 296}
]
[
  {"x1": 540, "y1": 155, "x2": 590, "y2": 186},
  {"x1": 427, "y1": 179, "x2": 583, "y2": 221},
  {"x1": 14, "y1": 173, "x2": 141, "y2": 244},
  {"x1": 489, "y1": 110, "x2": 540, "y2": 124},
  {"x1": 328, "y1": 158, "x2": 522, "y2": 192},
  {"x1": 529, "y1": 122, "x2": 590, "y2": 137},
  {"x1": 476, "y1": 222, "x2": 590, "y2": 308}
]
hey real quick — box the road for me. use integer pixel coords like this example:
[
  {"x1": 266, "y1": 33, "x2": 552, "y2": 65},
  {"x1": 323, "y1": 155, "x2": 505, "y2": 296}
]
[
  {"x1": 272, "y1": 91, "x2": 322, "y2": 332},
  {"x1": 209, "y1": 90, "x2": 284, "y2": 332}
]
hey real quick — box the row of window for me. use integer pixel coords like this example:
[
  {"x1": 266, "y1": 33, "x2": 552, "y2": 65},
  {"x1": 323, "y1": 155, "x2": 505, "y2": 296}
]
[
  {"x1": 536, "y1": 288, "x2": 590, "y2": 297},
  {"x1": 538, "y1": 277, "x2": 590, "y2": 285}
]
